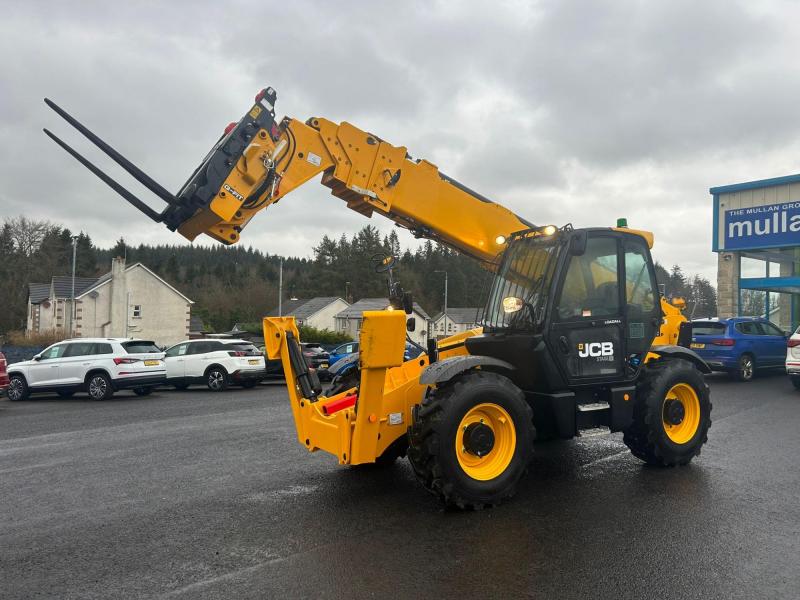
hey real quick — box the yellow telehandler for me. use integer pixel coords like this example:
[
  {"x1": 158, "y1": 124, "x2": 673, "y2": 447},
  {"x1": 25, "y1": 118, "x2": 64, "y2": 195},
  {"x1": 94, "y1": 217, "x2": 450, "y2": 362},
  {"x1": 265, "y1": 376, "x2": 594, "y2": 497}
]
[{"x1": 44, "y1": 86, "x2": 711, "y2": 508}]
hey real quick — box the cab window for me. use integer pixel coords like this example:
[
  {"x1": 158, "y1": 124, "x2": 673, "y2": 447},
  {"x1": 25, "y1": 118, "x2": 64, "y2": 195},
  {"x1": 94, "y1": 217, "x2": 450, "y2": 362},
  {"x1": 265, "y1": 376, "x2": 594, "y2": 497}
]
[
  {"x1": 556, "y1": 236, "x2": 620, "y2": 320},
  {"x1": 624, "y1": 242, "x2": 656, "y2": 315}
]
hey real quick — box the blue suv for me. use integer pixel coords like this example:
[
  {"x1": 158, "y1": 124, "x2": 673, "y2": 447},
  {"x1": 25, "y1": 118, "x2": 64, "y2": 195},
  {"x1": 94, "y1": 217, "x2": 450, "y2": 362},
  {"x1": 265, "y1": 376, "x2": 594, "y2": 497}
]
[{"x1": 690, "y1": 317, "x2": 788, "y2": 381}]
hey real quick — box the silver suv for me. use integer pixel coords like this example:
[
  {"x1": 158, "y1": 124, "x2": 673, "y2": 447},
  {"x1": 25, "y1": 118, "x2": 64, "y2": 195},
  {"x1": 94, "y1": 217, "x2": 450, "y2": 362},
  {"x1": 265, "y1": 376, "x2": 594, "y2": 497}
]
[{"x1": 6, "y1": 338, "x2": 165, "y2": 401}]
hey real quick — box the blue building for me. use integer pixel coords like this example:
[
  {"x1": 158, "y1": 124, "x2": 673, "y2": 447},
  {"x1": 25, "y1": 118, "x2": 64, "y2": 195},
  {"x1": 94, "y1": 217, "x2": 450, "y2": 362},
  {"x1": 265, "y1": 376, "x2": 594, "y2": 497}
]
[{"x1": 711, "y1": 173, "x2": 800, "y2": 331}]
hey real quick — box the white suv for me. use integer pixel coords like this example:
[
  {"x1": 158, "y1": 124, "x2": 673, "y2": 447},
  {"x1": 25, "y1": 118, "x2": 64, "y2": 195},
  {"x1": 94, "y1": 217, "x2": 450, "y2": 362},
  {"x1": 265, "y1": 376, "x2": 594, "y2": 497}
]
[
  {"x1": 163, "y1": 339, "x2": 266, "y2": 391},
  {"x1": 6, "y1": 338, "x2": 165, "y2": 401}
]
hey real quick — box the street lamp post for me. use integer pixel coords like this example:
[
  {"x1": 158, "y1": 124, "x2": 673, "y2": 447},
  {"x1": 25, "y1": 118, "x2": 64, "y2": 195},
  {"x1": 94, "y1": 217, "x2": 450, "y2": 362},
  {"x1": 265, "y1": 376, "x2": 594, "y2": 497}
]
[
  {"x1": 435, "y1": 270, "x2": 448, "y2": 337},
  {"x1": 70, "y1": 235, "x2": 78, "y2": 335}
]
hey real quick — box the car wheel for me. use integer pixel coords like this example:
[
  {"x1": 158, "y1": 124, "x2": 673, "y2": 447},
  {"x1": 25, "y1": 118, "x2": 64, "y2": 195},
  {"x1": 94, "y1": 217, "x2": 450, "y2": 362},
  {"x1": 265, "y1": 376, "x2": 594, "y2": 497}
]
[
  {"x1": 57, "y1": 390, "x2": 75, "y2": 398},
  {"x1": 206, "y1": 367, "x2": 229, "y2": 392},
  {"x1": 133, "y1": 387, "x2": 152, "y2": 396},
  {"x1": 731, "y1": 354, "x2": 754, "y2": 382},
  {"x1": 87, "y1": 373, "x2": 114, "y2": 401},
  {"x1": 7, "y1": 375, "x2": 29, "y2": 401}
]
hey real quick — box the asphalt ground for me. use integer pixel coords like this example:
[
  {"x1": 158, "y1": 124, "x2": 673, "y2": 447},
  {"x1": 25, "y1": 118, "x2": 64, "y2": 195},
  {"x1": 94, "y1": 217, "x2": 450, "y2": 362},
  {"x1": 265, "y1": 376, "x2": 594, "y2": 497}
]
[{"x1": 1, "y1": 373, "x2": 798, "y2": 600}]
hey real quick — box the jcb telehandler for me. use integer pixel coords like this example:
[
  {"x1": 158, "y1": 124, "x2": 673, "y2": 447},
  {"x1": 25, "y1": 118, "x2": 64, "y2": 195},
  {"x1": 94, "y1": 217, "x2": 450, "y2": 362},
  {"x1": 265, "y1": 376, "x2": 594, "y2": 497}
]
[{"x1": 44, "y1": 87, "x2": 712, "y2": 508}]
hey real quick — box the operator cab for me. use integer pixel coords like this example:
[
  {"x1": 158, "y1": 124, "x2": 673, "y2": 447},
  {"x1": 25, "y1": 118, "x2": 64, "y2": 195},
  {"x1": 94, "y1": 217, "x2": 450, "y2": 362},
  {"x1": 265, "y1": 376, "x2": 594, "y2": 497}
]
[{"x1": 474, "y1": 224, "x2": 661, "y2": 392}]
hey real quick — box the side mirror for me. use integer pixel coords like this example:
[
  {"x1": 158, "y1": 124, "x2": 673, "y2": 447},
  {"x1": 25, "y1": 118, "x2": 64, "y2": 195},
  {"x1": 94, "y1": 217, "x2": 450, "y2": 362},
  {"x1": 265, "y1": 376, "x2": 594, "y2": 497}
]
[
  {"x1": 570, "y1": 231, "x2": 587, "y2": 256},
  {"x1": 402, "y1": 292, "x2": 413, "y2": 315},
  {"x1": 33, "y1": 354, "x2": 42, "y2": 361},
  {"x1": 406, "y1": 317, "x2": 416, "y2": 332}
]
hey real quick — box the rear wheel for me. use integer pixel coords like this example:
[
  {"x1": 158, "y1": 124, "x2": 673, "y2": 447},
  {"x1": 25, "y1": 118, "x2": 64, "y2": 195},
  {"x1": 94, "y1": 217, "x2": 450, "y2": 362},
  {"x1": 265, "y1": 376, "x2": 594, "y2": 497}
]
[
  {"x1": 7, "y1": 375, "x2": 29, "y2": 401},
  {"x1": 408, "y1": 371, "x2": 534, "y2": 509},
  {"x1": 624, "y1": 359, "x2": 711, "y2": 466},
  {"x1": 87, "y1": 373, "x2": 114, "y2": 401},
  {"x1": 206, "y1": 367, "x2": 228, "y2": 392},
  {"x1": 731, "y1": 353, "x2": 754, "y2": 382}
]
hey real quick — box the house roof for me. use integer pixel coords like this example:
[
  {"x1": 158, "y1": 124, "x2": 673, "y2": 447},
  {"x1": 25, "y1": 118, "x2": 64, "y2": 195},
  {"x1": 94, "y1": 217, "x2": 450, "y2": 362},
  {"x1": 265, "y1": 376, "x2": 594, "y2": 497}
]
[
  {"x1": 434, "y1": 307, "x2": 484, "y2": 324},
  {"x1": 28, "y1": 277, "x2": 99, "y2": 303},
  {"x1": 336, "y1": 298, "x2": 431, "y2": 320},
  {"x1": 28, "y1": 283, "x2": 51, "y2": 304},
  {"x1": 76, "y1": 262, "x2": 193, "y2": 303},
  {"x1": 266, "y1": 297, "x2": 346, "y2": 319}
]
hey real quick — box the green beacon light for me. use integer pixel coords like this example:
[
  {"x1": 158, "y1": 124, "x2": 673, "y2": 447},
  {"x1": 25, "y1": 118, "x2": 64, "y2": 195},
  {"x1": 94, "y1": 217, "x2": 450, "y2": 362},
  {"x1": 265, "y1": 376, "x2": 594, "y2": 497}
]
[{"x1": 616, "y1": 217, "x2": 628, "y2": 228}]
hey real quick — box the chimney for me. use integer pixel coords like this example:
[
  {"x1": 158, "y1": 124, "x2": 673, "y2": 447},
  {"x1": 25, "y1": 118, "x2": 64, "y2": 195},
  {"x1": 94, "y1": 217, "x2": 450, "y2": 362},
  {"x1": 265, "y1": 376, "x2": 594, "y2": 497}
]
[{"x1": 109, "y1": 257, "x2": 127, "y2": 337}]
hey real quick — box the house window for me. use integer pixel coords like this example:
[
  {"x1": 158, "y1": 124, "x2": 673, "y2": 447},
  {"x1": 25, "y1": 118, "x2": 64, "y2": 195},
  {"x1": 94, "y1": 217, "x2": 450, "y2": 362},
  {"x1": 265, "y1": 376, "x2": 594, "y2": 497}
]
[{"x1": 132, "y1": 305, "x2": 142, "y2": 318}]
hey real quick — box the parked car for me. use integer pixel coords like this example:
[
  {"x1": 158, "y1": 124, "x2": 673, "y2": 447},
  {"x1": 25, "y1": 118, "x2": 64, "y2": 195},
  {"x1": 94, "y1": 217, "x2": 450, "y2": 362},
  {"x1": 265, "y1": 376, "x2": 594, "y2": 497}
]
[
  {"x1": 324, "y1": 341, "x2": 426, "y2": 383},
  {"x1": 6, "y1": 338, "x2": 165, "y2": 401},
  {"x1": 690, "y1": 317, "x2": 788, "y2": 381},
  {"x1": 301, "y1": 343, "x2": 331, "y2": 372},
  {"x1": 0, "y1": 352, "x2": 9, "y2": 398},
  {"x1": 785, "y1": 326, "x2": 800, "y2": 389},
  {"x1": 328, "y1": 341, "x2": 359, "y2": 366},
  {"x1": 163, "y1": 339, "x2": 266, "y2": 391}
]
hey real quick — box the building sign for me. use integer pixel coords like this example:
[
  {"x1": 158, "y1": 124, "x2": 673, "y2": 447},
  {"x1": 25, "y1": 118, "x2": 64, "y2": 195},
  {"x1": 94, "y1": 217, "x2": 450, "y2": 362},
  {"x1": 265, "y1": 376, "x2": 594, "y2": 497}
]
[{"x1": 724, "y1": 201, "x2": 800, "y2": 250}]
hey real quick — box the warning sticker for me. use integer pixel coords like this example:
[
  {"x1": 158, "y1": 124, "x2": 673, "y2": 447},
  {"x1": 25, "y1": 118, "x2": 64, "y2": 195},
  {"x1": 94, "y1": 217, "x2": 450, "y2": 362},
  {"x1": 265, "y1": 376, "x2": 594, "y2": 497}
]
[{"x1": 306, "y1": 152, "x2": 322, "y2": 167}]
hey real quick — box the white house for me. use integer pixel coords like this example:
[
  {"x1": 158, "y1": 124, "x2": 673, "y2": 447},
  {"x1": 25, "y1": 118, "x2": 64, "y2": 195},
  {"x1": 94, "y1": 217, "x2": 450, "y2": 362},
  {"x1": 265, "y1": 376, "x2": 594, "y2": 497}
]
[
  {"x1": 432, "y1": 307, "x2": 484, "y2": 338},
  {"x1": 266, "y1": 297, "x2": 349, "y2": 331},
  {"x1": 28, "y1": 257, "x2": 194, "y2": 347},
  {"x1": 335, "y1": 298, "x2": 431, "y2": 345}
]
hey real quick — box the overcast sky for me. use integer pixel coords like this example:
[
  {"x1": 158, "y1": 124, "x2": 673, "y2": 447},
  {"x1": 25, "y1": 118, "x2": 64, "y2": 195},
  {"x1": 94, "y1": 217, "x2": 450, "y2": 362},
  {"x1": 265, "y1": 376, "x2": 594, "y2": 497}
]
[{"x1": 3, "y1": 0, "x2": 800, "y2": 281}]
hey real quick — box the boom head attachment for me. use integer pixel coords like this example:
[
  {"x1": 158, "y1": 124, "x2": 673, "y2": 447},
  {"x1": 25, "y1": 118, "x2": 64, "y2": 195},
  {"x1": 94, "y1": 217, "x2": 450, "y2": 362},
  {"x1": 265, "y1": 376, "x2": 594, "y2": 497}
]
[{"x1": 44, "y1": 87, "x2": 281, "y2": 244}]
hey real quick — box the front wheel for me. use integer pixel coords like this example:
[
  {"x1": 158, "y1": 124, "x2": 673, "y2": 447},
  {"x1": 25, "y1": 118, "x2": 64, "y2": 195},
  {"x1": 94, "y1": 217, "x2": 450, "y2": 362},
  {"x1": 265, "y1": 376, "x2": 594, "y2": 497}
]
[
  {"x1": 624, "y1": 359, "x2": 711, "y2": 466},
  {"x1": 7, "y1": 375, "x2": 29, "y2": 401},
  {"x1": 408, "y1": 371, "x2": 534, "y2": 509}
]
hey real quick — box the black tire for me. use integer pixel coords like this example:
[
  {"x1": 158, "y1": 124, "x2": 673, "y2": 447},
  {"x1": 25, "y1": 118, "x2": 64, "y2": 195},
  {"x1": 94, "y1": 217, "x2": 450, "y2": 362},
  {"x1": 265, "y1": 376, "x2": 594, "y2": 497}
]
[
  {"x1": 791, "y1": 376, "x2": 800, "y2": 390},
  {"x1": 624, "y1": 359, "x2": 711, "y2": 467},
  {"x1": 206, "y1": 367, "x2": 229, "y2": 392},
  {"x1": 240, "y1": 381, "x2": 258, "y2": 389},
  {"x1": 731, "y1": 353, "x2": 755, "y2": 382},
  {"x1": 407, "y1": 371, "x2": 534, "y2": 509},
  {"x1": 86, "y1": 372, "x2": 114, "y2": 401},
  {"x1": 326, "y1": 369, "x2": 360, "y2": 396},
  {"x1": 133, "y1": 387, "x2": 152, "y2": 396},
  {"x1": 7, "y1": 374, "x2": 29, "y2": 401},
  {"x1": 173, "y1": 383, "x2": 190, "y2": 391},
  {"x1": 57, "y1": 390, "x2": 75, "y2": 398}
]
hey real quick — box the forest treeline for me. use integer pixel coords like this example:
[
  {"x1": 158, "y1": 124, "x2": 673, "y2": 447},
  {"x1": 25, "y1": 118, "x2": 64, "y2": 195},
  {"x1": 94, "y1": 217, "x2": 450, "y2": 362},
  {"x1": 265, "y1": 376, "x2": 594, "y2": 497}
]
[{"x1": 0, "y1": 216, "x2": 717, "y2": 334}]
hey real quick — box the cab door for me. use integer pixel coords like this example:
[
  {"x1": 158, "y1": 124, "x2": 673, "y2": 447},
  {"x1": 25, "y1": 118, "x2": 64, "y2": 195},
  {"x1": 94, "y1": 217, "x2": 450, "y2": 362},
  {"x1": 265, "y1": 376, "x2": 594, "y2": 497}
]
[
  {"x1": 548, "y1": 233, "x2": 625, "y2": 382},
  {"x1": 622, "y1": 237, "x2": 661, "y2": 357}
]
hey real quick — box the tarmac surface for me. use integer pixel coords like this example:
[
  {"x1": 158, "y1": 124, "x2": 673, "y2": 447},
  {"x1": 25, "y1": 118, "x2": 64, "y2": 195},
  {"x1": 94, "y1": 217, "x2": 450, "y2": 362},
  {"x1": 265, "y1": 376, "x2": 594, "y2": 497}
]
[{"x1": 1, "y1": 373, "x2": 798, "y2": 599}]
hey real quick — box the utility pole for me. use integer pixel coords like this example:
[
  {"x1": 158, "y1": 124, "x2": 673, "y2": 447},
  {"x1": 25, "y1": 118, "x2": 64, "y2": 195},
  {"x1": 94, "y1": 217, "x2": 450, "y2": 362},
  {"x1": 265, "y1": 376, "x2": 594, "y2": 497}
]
[
  {"x1": 435, "y1": 270, "x2": 448, "y2": 336},
  {"x1": 70, "y1": 235, "x2": 78, "y2": 336},
  {"x1": 278, "y1": 258, "x2": 283, "y2": 316}
]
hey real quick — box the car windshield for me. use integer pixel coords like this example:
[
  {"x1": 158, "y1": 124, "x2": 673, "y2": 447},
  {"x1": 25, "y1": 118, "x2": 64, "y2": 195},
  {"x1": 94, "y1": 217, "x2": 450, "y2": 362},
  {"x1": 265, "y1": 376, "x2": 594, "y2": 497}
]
[
  {"x1": 692, "y1": 322, "x2": 726, "y2": 336},
  {"x1": 482, "y1": 233, "x2": 559, "y2": 330},
  {"x1": 122, "y1": 341, "x2": 161, "y2": 353}
]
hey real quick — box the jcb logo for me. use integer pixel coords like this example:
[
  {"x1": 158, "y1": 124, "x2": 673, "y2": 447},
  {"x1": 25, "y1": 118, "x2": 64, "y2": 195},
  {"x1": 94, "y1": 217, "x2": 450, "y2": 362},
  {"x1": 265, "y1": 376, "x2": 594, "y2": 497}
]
[{"x1": 577, "y1": 342, "x2": 614, "y2": 358}]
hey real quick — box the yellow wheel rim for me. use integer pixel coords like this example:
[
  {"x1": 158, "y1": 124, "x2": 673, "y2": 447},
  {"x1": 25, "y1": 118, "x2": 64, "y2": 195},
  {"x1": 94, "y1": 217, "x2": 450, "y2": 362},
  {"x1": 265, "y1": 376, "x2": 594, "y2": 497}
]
[
  {"x1": 455, "y1": 403, "x2": 517, "y2": 481},
  {"x1": 662, "y1": 383, "x2": 701, "y2": 444}
]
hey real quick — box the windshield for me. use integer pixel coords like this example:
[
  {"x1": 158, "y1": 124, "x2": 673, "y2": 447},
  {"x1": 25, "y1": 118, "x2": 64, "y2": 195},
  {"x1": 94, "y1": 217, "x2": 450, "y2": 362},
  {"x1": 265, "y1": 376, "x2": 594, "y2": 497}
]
[{"x1": 482, "y1": 234, "x2": 560, "y2": 330}]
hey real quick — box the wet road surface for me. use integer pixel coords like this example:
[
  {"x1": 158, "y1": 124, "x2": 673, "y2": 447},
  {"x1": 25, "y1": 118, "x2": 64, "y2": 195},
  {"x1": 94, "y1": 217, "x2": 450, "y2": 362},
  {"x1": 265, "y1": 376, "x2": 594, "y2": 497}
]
[{"x1": 1, "y1": 374, "x2": 798, "y2": 599}]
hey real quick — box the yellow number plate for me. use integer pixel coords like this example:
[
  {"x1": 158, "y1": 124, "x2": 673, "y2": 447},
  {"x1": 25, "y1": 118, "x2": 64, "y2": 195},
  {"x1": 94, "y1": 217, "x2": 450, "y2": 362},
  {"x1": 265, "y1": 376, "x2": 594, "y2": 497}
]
[
  {"x1": 248, "y1": 359, "x2": 260, "y2": 365},
  {"x1": 320, "y1": 363, "x2": 329, "y2": 369},
  {"x1": 144, "y1": 360, "x2": 160, "y2": 366},
  {"x1": 690, "y1": 343, "x2": 705, "y2": 349}
]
